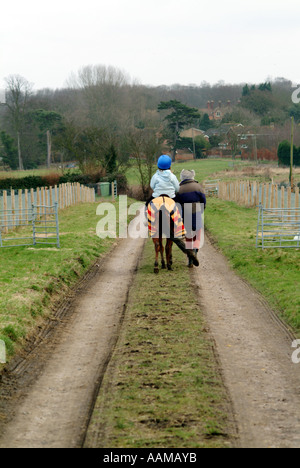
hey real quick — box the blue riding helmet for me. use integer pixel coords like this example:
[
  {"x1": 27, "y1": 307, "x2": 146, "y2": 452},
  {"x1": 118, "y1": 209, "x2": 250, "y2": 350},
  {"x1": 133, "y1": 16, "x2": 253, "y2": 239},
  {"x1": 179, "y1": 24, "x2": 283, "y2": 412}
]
[{"x1": 157, "y1": 155, "x2": 172, "y2": 170}]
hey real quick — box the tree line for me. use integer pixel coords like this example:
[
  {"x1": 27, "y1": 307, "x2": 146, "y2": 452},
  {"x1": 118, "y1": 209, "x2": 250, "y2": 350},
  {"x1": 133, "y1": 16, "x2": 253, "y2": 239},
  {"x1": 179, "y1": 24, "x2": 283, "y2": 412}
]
[{"x1": 0, "y1": 66, "x2": 299, "y2": 179}]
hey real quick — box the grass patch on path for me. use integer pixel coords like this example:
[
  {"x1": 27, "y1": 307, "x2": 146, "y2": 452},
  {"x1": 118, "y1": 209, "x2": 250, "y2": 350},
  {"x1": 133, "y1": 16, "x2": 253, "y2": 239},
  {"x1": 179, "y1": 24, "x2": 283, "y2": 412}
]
[
  {"x1": 86, "y1": 240, "x2": 235, "y2": 448},
  {"x1": 205, "y1": 198, "x2": 300, "y2": 333}
]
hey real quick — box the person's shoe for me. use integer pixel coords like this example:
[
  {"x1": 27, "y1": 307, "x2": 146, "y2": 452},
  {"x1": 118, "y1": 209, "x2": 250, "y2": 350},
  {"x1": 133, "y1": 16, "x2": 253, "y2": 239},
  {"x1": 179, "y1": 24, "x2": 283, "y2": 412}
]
[
  {"x1": 186, "y1": 250, "x2": 199, "y2": 267},
  {"x1": 172, "y1": 238, "x2": 199, "y2": 267}
]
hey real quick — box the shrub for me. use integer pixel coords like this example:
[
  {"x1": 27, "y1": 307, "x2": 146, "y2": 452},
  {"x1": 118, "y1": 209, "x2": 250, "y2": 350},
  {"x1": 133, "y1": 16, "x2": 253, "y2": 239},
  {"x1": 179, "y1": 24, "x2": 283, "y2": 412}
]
[
  {"x1": 0, "y1": 172, "x2": 128, "y2": 192},
  {"x1": 278, "y1": 140, "x2": 300, "y2": 167},
  {"x1": 42, "y1": 173, "x2": 61, "y2": 187}
]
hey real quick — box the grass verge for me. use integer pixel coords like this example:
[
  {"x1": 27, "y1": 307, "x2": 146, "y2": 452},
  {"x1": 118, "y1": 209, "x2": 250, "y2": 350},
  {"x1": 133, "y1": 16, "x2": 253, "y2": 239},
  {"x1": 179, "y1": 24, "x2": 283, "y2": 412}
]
[
  {"x1": 85, "y1": 240, "x2": 235, "y2": 448},
  {"x1": 0, "y1": 199, "x2": 126, "y2": 364},
  {"x1": 205, "y1": 198, "x2": 300, "y2": 333}
]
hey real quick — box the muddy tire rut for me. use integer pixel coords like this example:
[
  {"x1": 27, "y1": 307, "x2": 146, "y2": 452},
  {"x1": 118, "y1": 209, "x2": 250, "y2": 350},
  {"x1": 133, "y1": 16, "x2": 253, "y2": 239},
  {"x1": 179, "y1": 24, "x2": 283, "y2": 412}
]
[{"x1": 193, "y1": 237, "x2": 300, "y2": 448}]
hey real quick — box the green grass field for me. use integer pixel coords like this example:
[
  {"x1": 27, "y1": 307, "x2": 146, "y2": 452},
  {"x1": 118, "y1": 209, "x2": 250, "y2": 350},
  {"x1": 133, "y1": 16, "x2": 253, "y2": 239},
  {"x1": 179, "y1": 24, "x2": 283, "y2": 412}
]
[
  {"x1": 0, "y1": 159, "x2": 244, "y2": 184},
  {"x1": 0, "y1": 168, "x2": 65, "y2": 179},
  {"x1": 126, "y1": 158, "x2": 248, "y2": 186}
]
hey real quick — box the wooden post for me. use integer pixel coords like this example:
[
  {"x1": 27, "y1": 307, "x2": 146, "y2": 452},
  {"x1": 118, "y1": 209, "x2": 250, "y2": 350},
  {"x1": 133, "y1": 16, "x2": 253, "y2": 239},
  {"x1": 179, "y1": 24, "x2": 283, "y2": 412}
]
[
  {"x1": 11, "y1": 190, "x2": 15, "y2": 228},
  {"x1": 290, "y1": 117, "x2": 294, "y2": 190},
  {"x1": 256, "y1": 182, "x2": 260, "y2": 207},
  {"x1": 41, "y1": 187, "x2": 45, "y2": 207},
  {"x1": 287, "y1": 187, "x2": 291, "y2": 216},
  {"x1": 18, "y1": 189, "x2": 22, "y2": 226},
  {"x1": 253, "y1": 182, "x2": 257, "y2": 206},
  {"x1": 62, "y1": 184, "x2": 65, "y2": 209},
  {"x1": 30, "y1": 188, "x2": 34, "y2": 206},
  {"x1": 251, "y1": 182, "x2": 255, "y2": 206},
  {"x1": 295, "y1": 186, "x2": 299, "y2": 220},
  {"x1": 265, "y1": 183, "x2": 269, "y2": 209},
  {"x1": 271, "y1": 184, "x2": 275, "y2": 209},
  {"x1": 261, "y1": 184, "x2": 265, "y2": 207},
  {"x1": 3, "y1": 191, "x2": 8, "y2": 234},
  {"x1": 36, "y1": 188, "x2": 40, "y2": 218},
  {"x1": 246, "y1": 183, "x2": 250, "y2": 207},
  {"x1": 25, "y1": 189, "x2": 28, "y2": 224},
  {"x1": 281, "y1": 186, "x2": 285, "y2": 211},
  {"x1": 275, "y1": 184, "x2": 278, "y2": 209},
  {"x1": 59, "y1": 185, "x2": 62, "y2": 209}
]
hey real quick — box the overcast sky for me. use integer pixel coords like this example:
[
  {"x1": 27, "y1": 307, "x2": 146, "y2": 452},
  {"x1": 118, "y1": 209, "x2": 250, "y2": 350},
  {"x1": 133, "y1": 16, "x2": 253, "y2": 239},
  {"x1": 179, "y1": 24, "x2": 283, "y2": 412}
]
[{"x1": 1, "y1": 0, "x2": 300, "y2": 92}]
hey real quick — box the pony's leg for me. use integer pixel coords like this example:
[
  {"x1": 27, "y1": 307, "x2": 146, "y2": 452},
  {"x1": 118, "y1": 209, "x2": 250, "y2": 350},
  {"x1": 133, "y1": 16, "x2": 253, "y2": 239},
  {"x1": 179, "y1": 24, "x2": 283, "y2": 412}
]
[
  {"x1": 169, "y1": 241, "x2": 173, "y2": 266},
  {"x1": 166, "y1": 240, "x2": 173, "y2": 271},
  {"x1": 154, "y1": 240, "x2": 160, "y2": 274},
  {"x1": 160, "y1": 240, "x2": 166, "y2": 269}
]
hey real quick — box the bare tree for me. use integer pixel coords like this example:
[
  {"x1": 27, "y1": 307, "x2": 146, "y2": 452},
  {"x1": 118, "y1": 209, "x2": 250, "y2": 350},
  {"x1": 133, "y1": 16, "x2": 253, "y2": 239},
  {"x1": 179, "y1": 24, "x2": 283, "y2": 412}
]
[
  {"x1": 67, "y1": 65, "x2": 131, "y2": 128},
  {"x1": 68, "y1": 64, "x2": 129, "y2": 89},
  {"x1": 128, "y1": 128, "x2": 163, "y2": 199},
  {"x1": 4, "y1": 75, "x2": 33, "y2": 170}
]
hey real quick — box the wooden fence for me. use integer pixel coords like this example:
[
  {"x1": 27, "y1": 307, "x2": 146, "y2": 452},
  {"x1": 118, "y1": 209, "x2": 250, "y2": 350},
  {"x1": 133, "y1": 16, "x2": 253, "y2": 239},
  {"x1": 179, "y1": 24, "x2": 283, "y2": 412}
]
[
  {"x1": 0, "y1": 182, "x2": 95, "y2": 211},
  {"x1": 0, "y1": 183, "x2": 95, "y2": 231},
  {"x1": 218, "y1": 180, "x2": 300, "y2": 210}
]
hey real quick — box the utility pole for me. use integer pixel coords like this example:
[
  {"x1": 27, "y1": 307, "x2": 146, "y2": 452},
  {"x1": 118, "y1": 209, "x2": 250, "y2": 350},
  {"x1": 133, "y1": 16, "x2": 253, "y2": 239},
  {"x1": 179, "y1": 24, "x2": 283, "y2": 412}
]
[
  {"x1": 17, "y1": 132, "x2": 24, "y2": 171},
  {"x1": 192, "y1": 128, "x2": 196, "y2": 159},
  {"x1": 253, "y1": 134, "x2": 258, "y2": 165},
  {"x1": 47, "y1": 130, "x2": 52, "y2": 168},
  {"x1": 290, "y1": 116, "x2": 294, "y2": 191}
]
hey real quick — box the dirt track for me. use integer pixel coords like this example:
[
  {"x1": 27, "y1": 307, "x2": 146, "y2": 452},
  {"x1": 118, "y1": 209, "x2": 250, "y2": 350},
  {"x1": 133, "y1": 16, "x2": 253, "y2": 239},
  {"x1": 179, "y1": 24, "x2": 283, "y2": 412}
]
[
  {"x1": 0, "y1": 233, "x2": 300, "y2": 448},
  {"x1": 193, "y1": 237, "x2": 300, "y2": 448},
  {"x1": 0, "y1": 236, "x2": 146, "y2": 448}
]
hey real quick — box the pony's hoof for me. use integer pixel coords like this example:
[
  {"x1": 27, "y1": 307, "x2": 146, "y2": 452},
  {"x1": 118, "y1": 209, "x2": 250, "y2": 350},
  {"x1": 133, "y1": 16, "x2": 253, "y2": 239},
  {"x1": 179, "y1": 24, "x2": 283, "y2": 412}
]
[
  {"x1": 167, "y1": 265, "x2": 173, "y2": 271},
  {"x1": 154, "y1": 267, "x2": 159, "y2": 274},
  {"x1": 161, "y1": 263, "x2": 166, "y2": 270}
]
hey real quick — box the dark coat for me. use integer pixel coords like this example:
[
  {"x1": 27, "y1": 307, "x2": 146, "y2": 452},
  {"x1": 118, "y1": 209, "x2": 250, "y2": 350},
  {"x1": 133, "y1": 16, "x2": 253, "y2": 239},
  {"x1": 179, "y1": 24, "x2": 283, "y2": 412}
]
[{"x1": 175, "y1": 180, "x2": 206, "y2": 233}]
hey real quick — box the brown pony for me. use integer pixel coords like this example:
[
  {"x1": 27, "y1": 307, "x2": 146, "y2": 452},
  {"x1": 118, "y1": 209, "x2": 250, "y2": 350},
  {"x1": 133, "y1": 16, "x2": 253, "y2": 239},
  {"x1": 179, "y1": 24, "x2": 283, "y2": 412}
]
[
  {"x1": 152, "y1": 207, "x2": 174, "y2": 274},
  {"x1": 148, "y1": 196, "x2": 198, "y2": 274}
]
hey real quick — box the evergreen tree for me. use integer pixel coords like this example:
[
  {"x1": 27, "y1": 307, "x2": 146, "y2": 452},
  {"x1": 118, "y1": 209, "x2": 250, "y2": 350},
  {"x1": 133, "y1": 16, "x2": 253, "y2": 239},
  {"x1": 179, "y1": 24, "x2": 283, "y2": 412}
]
[
  {"x1": 242, "y1": 84, "x2": 250, "y2": 96},
  {"x1": 158, "y1": 100, "x2": 200, "y2": 160},
  {"x1": 0, "y1": 131, "x2": 18, "y2": 170}
]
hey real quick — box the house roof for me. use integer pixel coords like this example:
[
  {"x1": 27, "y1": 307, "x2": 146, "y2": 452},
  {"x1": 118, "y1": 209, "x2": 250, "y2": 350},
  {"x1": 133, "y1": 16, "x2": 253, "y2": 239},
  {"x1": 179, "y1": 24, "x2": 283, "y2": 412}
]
[
  {"x1": 180, "y1": 128, "x2": 205, "y2": 138},
  {"x1": 205, "y1": 124, "x2": 234, "y2": 137}
]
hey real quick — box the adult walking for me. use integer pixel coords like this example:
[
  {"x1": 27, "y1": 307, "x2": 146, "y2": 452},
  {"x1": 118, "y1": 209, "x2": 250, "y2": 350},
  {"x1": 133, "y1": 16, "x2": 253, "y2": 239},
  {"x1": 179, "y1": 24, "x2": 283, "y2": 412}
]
[{"x1": 176, "y1": 169, "x2": 206, "y2": 268}]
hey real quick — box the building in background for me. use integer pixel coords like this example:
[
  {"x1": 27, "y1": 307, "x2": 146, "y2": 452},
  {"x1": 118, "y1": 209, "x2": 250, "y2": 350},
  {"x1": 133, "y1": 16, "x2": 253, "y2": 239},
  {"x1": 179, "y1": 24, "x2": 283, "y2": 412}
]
[{"x1": 200, "y1": 100, "x2": 236, "y2": 121}]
